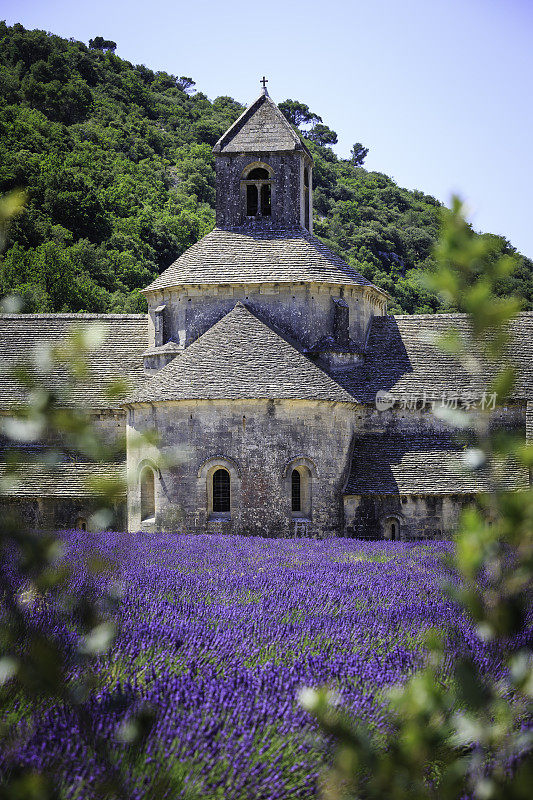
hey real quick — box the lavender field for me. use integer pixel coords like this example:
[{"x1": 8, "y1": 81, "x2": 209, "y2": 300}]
[{"x1": 9, "y1": 534, "x2": 506, "y2": 798}]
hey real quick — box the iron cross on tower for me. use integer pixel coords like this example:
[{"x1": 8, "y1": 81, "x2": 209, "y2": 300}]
[{"x1": 260, "y1": 76, "x2": 268, "y2": 90}]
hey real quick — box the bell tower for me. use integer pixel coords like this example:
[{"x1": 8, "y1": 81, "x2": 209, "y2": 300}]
[{"x1": 212, "y1": 81, "x2": 313, "y2": 231}]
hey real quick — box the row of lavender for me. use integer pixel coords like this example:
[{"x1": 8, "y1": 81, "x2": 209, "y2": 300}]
[{"x1": 8, "y1": 534, "x2": 505, "y2": 798}]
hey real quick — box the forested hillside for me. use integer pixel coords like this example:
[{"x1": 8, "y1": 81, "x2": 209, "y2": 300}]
[{"x1": 1, "y1": 22, "x2": 531, "y2": 314}]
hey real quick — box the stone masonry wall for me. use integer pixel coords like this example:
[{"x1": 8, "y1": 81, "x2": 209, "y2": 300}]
[
  {"x1": 0, "y1": 410, "x2": 127, "y2": 532},
  {"x1": 215, "y1": 152, "x2": 309, "y2": 229},
  {"x1": 90, "y1": 409, "x2": 126, "y2": 446},
  {"x1": 343, "y1": 402, "x2": 527, "y2": 540},
  {"x1": 125, "y1": 391, "x2": 528, "y2": 540},
  {"x1": 126, "y1": 398, "x2": 354, "y2": 538},
  {"x1": 343, "y1": 493, "x2": 468, "y2": 540},
  {"x1": 147, "y1": 284, "x2": 375, "y2": 352}
]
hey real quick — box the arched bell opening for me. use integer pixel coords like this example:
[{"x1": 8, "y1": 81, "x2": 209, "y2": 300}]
[
  {"x1": 241, "y1": 163, "x2": 273, "y2": 220},
  {"x1": 246, "y1": 184, "x2": 258, "y2": 216}
]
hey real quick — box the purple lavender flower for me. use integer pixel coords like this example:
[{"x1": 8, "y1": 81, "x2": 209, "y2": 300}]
[{"x1": 3, "y1": 533, "x2": 511, "y2": 799}]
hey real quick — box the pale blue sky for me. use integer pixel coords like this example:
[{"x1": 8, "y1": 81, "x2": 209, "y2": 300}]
[{"x1": 3, "y1": 0, "x2": 533, "y2": 257}]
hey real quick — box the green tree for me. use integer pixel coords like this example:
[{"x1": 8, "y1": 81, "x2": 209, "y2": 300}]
[
  {"x1": 176, "y1": 76, "x2": 196, "y2": 94},
  {"x1": 350, "y1": 142, "x2": 369, "y2": 166},
  {"x1": 306, "y1": 123, "x2": 338, "y2": 146},
  {"x1": 1, "y1": 22, "x2": 532, "y2": 315},
  {"x1": 278, "y1": 98, "x2": 322, "y2": 127},
  {"x1": 88, "y1": 36, "x2": 117, "y2": 52},
  {"x1": 0, "y1": 190, "x2": 25, "y2": 252}
]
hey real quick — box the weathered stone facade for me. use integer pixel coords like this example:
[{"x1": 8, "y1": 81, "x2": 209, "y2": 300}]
[
  {"x1": 214, "y1": 153, "x2": 311, "y2": 230},
  {"x1": 342, "y1": 402, "x2": 527, "y2": 539},
  {"x1": 343, "y1": 494, "x2": 467, "y2": 541},
  {"x1": 1, "y1": 87, "x2": 531, "y2": 539},
  {"x1": 145, "y1": 280, "x2": 378, "y2": 354},
  {"x1": 127, "y1": 399, "x2": 354, "y2": 538}
]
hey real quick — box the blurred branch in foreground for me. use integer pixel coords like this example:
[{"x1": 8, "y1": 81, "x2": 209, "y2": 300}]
[
  {"x1": 0, "y1": 190, "x2": 26, "y2": 253},
  {"x1": 0, "y1": 316, "x2": 193, "y2": 799},
  {"x1": 300, "y1": 197, "x2": 533, "y2": 800}
]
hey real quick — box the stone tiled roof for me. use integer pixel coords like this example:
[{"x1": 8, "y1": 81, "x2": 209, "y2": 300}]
[
  {"x1": 0, "y1": 314, "x2": 148, "y2": 409},
  {"x1": 126, "y1": 302, "x2": 355, "y2": 404},
  {"x1": 213, "y1": 91, "x2": 311, "y2": 155},
  {"x1": 344, "y1": 431, "x2": 529, "y2": 495},
  {"x1": 143, "y1": 227, "x2": 380, "y2": 293},
  {"x1": 0, "y1": 461, "x2": 126, "y2": 498},
  {"x1": 336, "y1": 312, "x2": 533, "y2": 403}
]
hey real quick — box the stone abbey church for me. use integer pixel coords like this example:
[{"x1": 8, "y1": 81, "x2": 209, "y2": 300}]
[{"x1": 1, "y1": 87, "x2": 532, "y2": 539}]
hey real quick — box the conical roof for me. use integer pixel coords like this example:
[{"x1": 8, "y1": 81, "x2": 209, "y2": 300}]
[
  {"x1": 143, "y1": 226, "x2": 383, "y2": 294},
  {"x1": 126, "y1": 303, "x2": 355, "y2": 404},
  {"x1": 213, "y1": 90, "x2": 312, "y2": 156}
]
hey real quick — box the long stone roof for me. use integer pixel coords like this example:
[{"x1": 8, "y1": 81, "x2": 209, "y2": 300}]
[
  {"x1": 0, "y1": 461, "x2": 126, "y2": 498},
  {"x1": 126, "y1": 302, "x2": 354, "y2": 404},
  {"x1": 143, "y1": 226, "x2": 380, "y2": 294},
  {"x1": 335, "y1": 311, "x2": 533, "y2": 403},
  {"x1": 0, "y1": 314, "x2": 148, "y2": 409},
  {"x1": 213, "y1": 90, "x2": 311, "y2": 156},
  {"x1": 344, "y1": 431, "x2": 529, "y2": 495},
  {"x1": 2, "y1": 311, "x2": 531, "y2": 410}
]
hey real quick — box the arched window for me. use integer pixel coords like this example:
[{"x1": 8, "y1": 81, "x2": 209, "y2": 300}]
[
  {"x1": 291, "y1": 469, "x2": 301, "y2": 512},
  {"x1": 212, "y1": 468, "x2": 230, "y2": 513},
  {"x1": 289, "y1": 464, "x2": 312, "y2": 518},
  {"x1": 384, "y1": 516, "x2": 400, "y2": 540},
  {"x1": 75, "y1": 517, "x2": 87, "y2": 531},
  {"x1": 199, "y1": 457, "x2": 240, "y2": 519},
  {"x1": 140, "y1": 466, "x2": 155, "y2": 522},
  {"x1": 242, "y1": 164, "x2": 273, "y2": 219}
]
